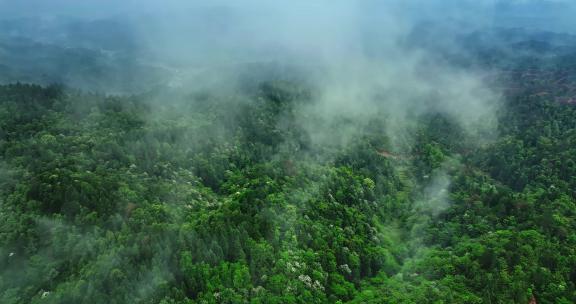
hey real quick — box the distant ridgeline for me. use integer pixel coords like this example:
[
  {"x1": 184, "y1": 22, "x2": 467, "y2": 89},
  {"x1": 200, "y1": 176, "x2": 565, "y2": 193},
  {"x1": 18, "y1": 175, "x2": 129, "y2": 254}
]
[
  {"x1": 408, "y1": 26, "x2": 576, "y2": 104},
  {"x1": 0, "y1": 35, "x2": 170, "y2": 94}
]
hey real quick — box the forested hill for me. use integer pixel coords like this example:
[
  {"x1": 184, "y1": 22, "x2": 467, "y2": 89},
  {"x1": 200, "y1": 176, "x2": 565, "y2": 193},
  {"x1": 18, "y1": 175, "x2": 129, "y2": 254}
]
[{"x1": 1, "y1": 54, "x2": 576, "y2": 304}]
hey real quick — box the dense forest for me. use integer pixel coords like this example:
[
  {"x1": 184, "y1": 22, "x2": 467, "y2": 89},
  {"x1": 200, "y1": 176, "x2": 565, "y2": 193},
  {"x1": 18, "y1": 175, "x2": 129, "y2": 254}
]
[
  {"x1": 1, "y1": 26, "x2": 576, "y2": 303},
  {"x1": 1, "y1": 0, "x2": 576, "y2": 301}
]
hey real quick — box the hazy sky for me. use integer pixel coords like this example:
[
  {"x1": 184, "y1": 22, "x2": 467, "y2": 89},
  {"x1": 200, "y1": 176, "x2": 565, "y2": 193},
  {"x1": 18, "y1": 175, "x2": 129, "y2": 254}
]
[
  {"x1": 0, "y1": 0, "x2": 571, "y2": 20},
  {"x1": 1, "y1": 0, "x2": 572, "y2": 67},
  {"x1": 0, "y1": 0, "x2": 573, "y2": 35}
]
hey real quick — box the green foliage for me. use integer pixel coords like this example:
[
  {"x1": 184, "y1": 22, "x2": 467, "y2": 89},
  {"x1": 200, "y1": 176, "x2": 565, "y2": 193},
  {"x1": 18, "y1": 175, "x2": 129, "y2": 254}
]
[{"x1": 1, "y1": 47, "x2": 576, "y2": 304}]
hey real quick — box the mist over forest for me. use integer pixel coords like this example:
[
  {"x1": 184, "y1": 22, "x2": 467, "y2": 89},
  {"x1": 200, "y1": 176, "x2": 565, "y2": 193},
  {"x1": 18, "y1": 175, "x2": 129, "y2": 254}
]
[{"x1": 1, "y1": 1, "x2": 576, "y2": 303}]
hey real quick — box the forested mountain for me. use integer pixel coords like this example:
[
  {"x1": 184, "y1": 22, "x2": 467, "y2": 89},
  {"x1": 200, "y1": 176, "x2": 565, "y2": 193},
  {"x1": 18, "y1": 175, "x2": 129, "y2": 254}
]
[
  {"x1": 2, "y1": 1, "x2": 576, "y2": 303},
  {"x1": 1, "y1": 27, "x2": 576, "y2": 303}
]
